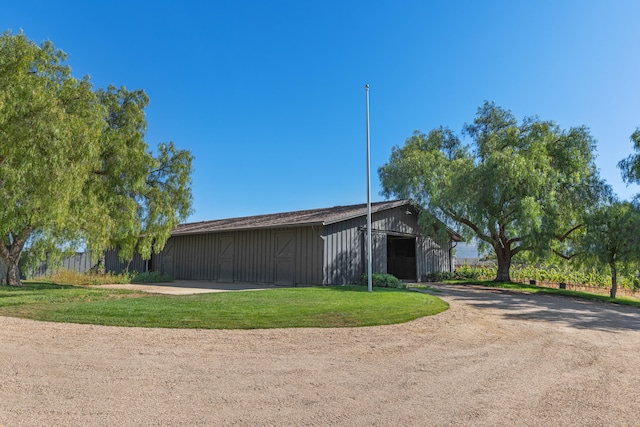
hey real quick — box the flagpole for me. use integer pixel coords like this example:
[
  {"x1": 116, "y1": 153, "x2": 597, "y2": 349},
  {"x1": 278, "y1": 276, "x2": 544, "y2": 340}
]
[{"x1": 365, "y1": 84, "x2": 372, "y2": 292}]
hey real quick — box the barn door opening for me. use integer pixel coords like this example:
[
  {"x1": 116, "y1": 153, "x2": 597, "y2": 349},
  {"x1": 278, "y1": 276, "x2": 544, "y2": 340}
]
[{"x1": 387, "y1": 236, "x2": 417, "y2": 280}]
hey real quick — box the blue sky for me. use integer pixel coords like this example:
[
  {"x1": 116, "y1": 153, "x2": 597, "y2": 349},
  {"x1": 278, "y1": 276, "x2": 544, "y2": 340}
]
[{"x1": 4, "y1": 1, "x2": 640, "y2": 222}]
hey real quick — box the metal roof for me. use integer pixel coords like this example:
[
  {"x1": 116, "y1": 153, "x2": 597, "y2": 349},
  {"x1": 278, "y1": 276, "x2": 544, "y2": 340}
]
[{"x1": 172, "y1": 200, "x2": 412, "y2": 236}]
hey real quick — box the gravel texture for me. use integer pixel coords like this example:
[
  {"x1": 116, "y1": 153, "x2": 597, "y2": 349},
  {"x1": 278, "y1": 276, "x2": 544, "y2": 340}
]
[{"x1": 0, "y1": 284, "x2": 639, "y2": 426}]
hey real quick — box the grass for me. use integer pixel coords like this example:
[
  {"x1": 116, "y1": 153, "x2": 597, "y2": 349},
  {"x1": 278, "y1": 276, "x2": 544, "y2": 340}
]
[
  {"x1": 41, "y1": 269, "x2": 174, "y2": 286},
  {"x1": 448, "y1": 280, "x2": 640, "y2": 308},
  {"x1": 47, "y1": 269, "x2": 134, "y2": 286},
  {"x1": 0, "y1": 282, "x2": 449, "y2": 329}
]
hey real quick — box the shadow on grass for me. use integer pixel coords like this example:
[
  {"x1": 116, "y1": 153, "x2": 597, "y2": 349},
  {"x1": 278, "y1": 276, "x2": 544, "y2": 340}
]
[
  {"x1": 434, "y1": 283, "x2": 640, "y2": 333},
  {"x1": 323, "y1": 285, "x2": 412, "y2": 293},
  {"x1": 0, "y1": 282, "x2": 75, "y2": 292}
]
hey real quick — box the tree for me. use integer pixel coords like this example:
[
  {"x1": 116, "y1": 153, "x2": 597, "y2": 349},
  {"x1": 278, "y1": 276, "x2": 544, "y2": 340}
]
[
  {"x1": 0, "y1": 32, "x2": 193, "y2": 286},
  {"x1": 619, "y1": 127, "x2": 640, "y2": 192},
  {"x1": 379, "y1": 102, "x2": 603, "y2": 281},
  {"x1": 578, "y1": 201, "x2": 640, "y2": 298}
]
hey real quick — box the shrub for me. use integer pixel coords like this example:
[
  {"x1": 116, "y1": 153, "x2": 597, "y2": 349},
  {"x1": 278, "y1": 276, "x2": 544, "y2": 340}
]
[
  {"x1": 454, "y1": 264, "x2": 482, "y2": 280},
  {"x1": 47, "y1": 269, "x2": 134, "y2": 286},
  {"x1": 131, "y1": 271, "x2": 173, "y2": 283},
  {"x1": 451, "y1": 264, "x2": 497, "y2": 281},
  {"x1": 360, "y1": 273, "x2": 404, "y2": 288},
  {"x1": 424, "y1": 271, "x2": 455, "y2": 282}
]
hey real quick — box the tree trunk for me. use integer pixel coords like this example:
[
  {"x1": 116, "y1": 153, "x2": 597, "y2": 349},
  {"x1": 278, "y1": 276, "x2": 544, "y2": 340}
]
[
  {"x1": 0, "y1": 227, "x2": 33, "y2": 287},
  {"x1": 6, "y1": 257, "x2": 21, "y2": 286},
  {"x1": 610, "y1": 263, "x2": 618, "y2": 299},
  {"x1": 495, "y1": 247, "x2": 512, "y2": 282},
  {"x1": 0, "y1": 251, "x2": 22, "y2": 287}
]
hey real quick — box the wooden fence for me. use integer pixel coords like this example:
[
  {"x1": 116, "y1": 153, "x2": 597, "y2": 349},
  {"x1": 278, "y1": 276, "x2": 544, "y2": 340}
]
[
  {"x1": 24, "y1": 249, "x2": 147, "y2": 279},
  {"x1": 26, "y1": 252, "x2": 94, "y2": 278}
]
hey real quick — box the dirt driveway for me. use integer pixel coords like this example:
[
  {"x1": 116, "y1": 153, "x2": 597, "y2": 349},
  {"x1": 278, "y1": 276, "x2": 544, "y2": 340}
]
[{"x1": 0, "y1": 284, "x2": 638, "y2": 426}]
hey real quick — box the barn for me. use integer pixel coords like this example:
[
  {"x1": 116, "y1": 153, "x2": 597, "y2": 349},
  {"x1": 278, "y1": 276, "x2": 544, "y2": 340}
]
[{"x1": 146, "y1": 200, "x2": 461, "y2": 285}]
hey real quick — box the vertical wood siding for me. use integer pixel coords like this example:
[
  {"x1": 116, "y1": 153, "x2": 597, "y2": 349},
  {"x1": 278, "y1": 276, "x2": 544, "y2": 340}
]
[
  {"x1": 322, "y1": 217, "x2": 365, "y2": 285},
  {"x1": 323, "y1": 206, "x2": 453, "y2": 284},
  {"x1": 104, "y1": 249, "x2": 147, "y2": 273},
  {"x1": 155, "y1": 226, "x2": 323, "y2": 285},
  {"x1": 149, "y1": 205, "x2": 452, "y2": 286},
  {"x1": 26, "y1": 252, "x2": 98, "y2": 278},
  {"x1": 416, "y1": 234, "x2": 452, "y2": 280}
]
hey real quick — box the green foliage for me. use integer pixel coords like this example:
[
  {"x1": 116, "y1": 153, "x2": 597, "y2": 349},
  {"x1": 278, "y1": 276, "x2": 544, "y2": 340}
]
[
  {"x1": 360, "y1": 273, "x2": 405, "y2": 288},
  {"x1": 47, "y1": 269, "x2": 134, "y2": 286},
  {"x1": 379, "y1": 102, "x2": 604, "y2": 282},
  {"x1": 425, "y1": 265, "x2": 496, "y2": 281},
  {"x1": 573, "y1": 201, "x2": 640, "y2": 297},
  {"x1": 0, "y1": 284, "x2": 449, "y2": 329},
  {"x1": 36, "y1": 269, "x2": 173, "y2": 286},
  {"x1": 0, "y1": 31, "x2": 194, "y2": 285},
  {"x1": 130, "y1": 271, "x2": 174, "y2": 283},
  {"x1": 509, "y1": 264, "x2": 610, "y2": 286},
  {"x1": 472, "y1": 281, "x2": 640, "y2": 307},
  {"x1": 424, "y1": 271, "x2": 455, "y2": 281},
  {"x1": 449, "y1": 262, "x2": 640, "y2": 293},
  {"x1": 618, "y1": 127, "x2": 640, "y2": 186},
  {"x1": 455, "y1": 264, "x2": 483, "y2": 280}
]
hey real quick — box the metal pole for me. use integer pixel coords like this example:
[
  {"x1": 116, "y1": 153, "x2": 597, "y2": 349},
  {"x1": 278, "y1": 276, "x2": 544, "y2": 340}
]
[{"x1": 365, "y1": 84, "x2": 373, "y2": 292}]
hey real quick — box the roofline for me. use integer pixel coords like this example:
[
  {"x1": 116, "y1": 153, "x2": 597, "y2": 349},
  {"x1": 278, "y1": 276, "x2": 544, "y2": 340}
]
[
  {"x1": 321, "y1": 199, "x2": 411, "y2": 225},
  {"x1": 171, "y1": 221, "x2": 325, "y2": 236},
  {"x1": 172, "y1": 200, "x2": 412, "y2": 236},
  {"x1": 171, "y1": 199, "x2": 465, "y2": 241},
  {"x1": 177, "y1": 200, "x2": 410, "y2": 227},
  {"x1": 450, "y1": 231, "x2": 464, "y2": 242}
]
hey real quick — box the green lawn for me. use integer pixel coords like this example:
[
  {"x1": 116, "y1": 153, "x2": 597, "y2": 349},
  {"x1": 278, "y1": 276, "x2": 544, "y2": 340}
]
[{"x1": 0, "y1": 283, "x2": 449, "y2": 329}]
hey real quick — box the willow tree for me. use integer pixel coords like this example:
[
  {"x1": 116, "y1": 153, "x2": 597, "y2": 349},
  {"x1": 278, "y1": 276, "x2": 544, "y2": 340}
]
[
  {"x1": 0, "y1": 32, "x2": 193, "y2": 286},
  {"x1": 619, "y1": 127, "x2": 640, "y2": 187},
  {"x1": 379, "y1": 102, "x2": 603, "y2": 281},
  {"x1": 578, "y1": 201, "x2": 640, "y2": 298}
]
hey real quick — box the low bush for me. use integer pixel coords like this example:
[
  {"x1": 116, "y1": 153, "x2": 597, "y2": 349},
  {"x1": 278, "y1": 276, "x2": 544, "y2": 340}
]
[
  {"x1": 454, "y1": 264, "x2": 485, "y2": 280},
  {"x1": 424, "y1": 265, "x2": 495, "y2": 282},
  {"x1": 424, "y1": 271, "x2": 455, "y2": 282},
  {"x1": 360, "y1": 273, "x2": 405, "y2": 288},
  {"x1": 48, "y1": 269, "x2": 134, "y2": 286},
  {"x1": 44, "y1": 269, "x2": 174, "y2": 286},
  {"x1": 130, "y1": 271, "x2": 173, "y2": 283}
]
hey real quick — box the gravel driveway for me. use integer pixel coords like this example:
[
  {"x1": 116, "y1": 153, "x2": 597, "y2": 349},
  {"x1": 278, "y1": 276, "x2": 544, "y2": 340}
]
[{"x1": 0, "y1": 284, "x2": 638, "y2": 426}]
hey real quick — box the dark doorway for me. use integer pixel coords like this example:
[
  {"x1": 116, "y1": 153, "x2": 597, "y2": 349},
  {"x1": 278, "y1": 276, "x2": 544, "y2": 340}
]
[{"x1": 387, "y1": 236, "x2": 417, "y2": 280}]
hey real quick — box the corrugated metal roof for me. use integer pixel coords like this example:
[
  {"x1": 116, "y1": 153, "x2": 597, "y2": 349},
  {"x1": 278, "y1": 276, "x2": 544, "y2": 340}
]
[{"x1": 172, "y1": 200, "x2": 411, "y2": 235}]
